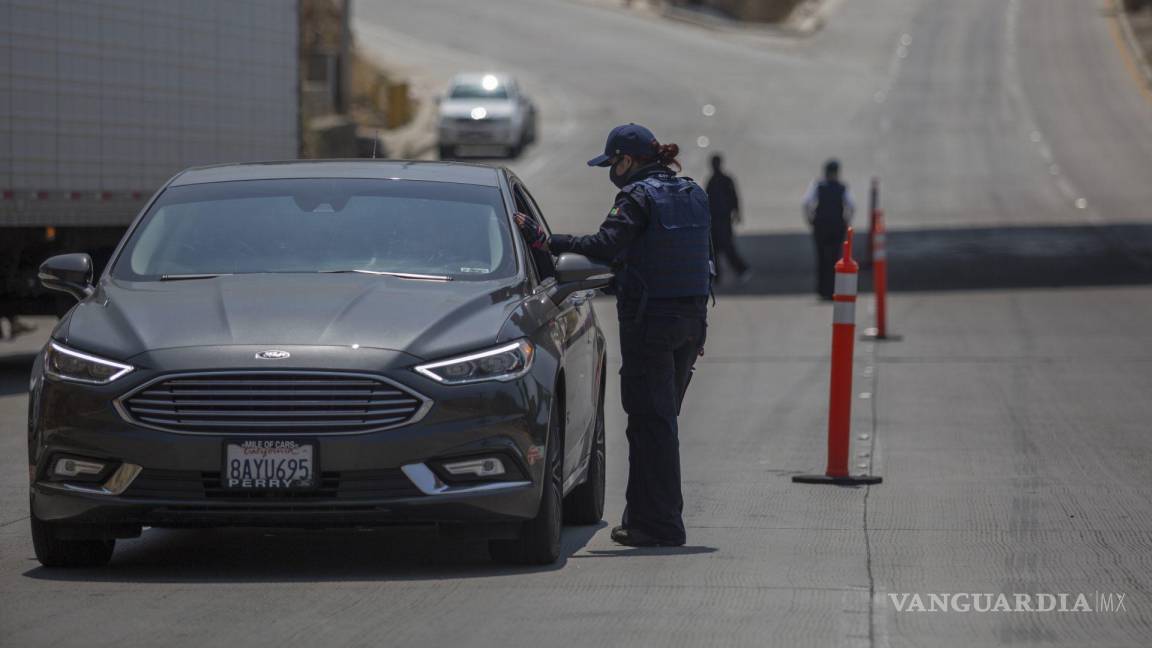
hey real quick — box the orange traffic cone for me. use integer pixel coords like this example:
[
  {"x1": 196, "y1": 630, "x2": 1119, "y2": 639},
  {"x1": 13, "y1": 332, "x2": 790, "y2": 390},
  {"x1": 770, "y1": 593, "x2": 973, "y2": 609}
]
[
  {"x1": 862, "y1": 210, "x2": 901, "y2": 342},
  {"x1": 794, "y1": 228, "x2": 883, "y2": 486}
]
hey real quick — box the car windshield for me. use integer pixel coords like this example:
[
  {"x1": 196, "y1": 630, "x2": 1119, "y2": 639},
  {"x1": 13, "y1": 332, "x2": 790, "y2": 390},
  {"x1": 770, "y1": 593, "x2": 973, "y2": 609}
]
[
  {"x1": 112, "y1": 178, "x2": 516, "y2": 281},
  {"x1": 449, "y1": 82, "x2": 509, "y2": 100}
]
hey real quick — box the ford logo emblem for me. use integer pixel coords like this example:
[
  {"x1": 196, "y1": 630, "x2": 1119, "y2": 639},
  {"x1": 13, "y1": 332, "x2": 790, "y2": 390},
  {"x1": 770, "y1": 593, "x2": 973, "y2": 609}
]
[{"x1": 255, "y1": 350, "x2": 291, "y2": 360}]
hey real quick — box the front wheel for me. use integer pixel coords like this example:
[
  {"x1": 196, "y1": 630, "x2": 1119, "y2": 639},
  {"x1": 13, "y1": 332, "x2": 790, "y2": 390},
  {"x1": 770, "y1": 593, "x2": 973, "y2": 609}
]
[
  {"x1": 489, "y1": 399, "x2": 563, "y2": 565},
  {"x1": 31, "y1": 517, "x2": 115, "y2": 567},
  {"x1": 564, "y1": 387, "x2": 605, "y2": 525}
]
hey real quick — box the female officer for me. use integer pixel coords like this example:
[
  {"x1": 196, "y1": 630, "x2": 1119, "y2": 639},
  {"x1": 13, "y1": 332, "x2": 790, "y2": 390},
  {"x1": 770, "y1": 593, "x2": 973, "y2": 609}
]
[{"x1": 516, "y1": 123, "x2": 712, "y2": 547}]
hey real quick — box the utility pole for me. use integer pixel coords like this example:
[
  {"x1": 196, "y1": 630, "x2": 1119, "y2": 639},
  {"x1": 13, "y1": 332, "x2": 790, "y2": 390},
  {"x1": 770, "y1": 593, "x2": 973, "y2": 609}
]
[{"x1": 335, "y1": 0, "x2": 352, "y2": 114}]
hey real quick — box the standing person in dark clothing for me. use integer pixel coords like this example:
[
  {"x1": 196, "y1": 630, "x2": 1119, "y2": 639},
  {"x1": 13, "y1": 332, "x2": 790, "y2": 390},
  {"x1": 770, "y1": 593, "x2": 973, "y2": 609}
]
[
  {"x1": 803, "y1": 159, "x2": 856, "y2": 300},
  {"x1": 705, "y1": 154, "x2": 751, "y2": 285},
  {"x1": 514, "y1": 123, "x2": 711, "y2": 547}
]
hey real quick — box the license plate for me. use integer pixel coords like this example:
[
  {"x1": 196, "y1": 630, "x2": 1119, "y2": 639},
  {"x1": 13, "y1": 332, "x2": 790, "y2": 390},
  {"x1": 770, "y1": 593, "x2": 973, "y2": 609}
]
[{"x1": 224, "y1": 440, "x2": 315, "y2": 490}]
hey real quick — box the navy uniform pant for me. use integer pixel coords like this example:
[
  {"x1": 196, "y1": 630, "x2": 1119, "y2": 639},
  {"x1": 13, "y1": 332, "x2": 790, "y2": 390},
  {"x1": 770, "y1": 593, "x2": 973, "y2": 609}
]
[
  {"x1": 813, "y1": 223, "x2": 846, "y2": 299},
  {"x1": 617, "y1": 308, "x2": 706, "y2": 543}
]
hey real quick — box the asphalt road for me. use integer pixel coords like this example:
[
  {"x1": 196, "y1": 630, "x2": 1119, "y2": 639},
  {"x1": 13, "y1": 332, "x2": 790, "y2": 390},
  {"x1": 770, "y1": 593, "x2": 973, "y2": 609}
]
[{"x1": 3, "y1": 0, "x2": 1152, "y2": 646}]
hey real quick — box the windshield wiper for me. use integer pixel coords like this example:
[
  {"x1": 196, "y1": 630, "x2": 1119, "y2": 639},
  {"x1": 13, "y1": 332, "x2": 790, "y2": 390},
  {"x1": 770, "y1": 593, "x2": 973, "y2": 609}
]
[
  {"x1": 160, "y1": 273, "x2": 229, "y2": 281},
  {"x1": 320, "y1": 269, "x2": 453, "y2": 281}
]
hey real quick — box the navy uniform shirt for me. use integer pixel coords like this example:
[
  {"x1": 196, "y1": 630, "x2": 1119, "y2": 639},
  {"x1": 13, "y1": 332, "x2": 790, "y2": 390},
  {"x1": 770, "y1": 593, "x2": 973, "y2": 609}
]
[{"x1": 547, "y1": 165, "x2": 709, "y2": 319}]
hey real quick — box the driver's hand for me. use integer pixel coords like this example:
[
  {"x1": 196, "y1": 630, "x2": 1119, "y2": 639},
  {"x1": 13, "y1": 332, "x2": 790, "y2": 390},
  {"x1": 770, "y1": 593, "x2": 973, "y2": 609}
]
[{"x1": 514, "y1": 211, "x2": 549, "y2": 251}]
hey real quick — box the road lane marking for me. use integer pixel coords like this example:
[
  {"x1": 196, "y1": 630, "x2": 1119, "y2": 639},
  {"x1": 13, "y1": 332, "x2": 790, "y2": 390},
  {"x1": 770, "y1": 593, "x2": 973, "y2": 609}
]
[
  {"x1": 1005, "y1": 0, "x2": 1107, "y2": 223},
  {"x1": 872, "y1": 32, "x2": 912, "y2": 107}
]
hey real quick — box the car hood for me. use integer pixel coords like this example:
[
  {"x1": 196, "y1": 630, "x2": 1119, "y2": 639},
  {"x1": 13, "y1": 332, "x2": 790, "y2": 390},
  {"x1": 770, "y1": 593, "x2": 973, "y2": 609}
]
[
  {"x1": 440, "y1": 98, "x2": 517, "y2": 120},
  {"x1": 60, "y1": 274, "x2": 528, "y2": 363}
]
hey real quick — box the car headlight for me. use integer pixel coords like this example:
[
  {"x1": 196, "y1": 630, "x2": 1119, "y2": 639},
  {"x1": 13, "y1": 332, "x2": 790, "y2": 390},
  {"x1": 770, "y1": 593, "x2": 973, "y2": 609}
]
[
  {"x1": 415, "y1": 340, "x2": 534, "y2": 385},
  {"x1": 44, "y1": 342, "x2": 134, "y2": 385}
]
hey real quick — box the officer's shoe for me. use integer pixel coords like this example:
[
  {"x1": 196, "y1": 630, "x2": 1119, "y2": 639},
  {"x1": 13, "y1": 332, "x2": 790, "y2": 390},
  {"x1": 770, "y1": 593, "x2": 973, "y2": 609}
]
[{"x1": 610, "y1": 525, "x2": 685, "y2": 547}]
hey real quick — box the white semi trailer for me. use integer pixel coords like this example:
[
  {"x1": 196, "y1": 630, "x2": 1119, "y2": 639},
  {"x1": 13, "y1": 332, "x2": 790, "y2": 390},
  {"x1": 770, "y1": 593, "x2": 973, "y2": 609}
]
[{"x1": 1, "y1": 0, "x2": 299, "y2": 313}]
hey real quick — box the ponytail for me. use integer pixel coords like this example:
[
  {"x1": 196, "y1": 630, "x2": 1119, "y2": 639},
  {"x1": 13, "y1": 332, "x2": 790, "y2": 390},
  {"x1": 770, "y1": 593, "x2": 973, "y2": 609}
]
[
  {"x1": 637, "y1": 140, "x2": 682, "y2": 172},
  {"x1": 654, "y1": 142, "x2": 681, "y2": 171}
]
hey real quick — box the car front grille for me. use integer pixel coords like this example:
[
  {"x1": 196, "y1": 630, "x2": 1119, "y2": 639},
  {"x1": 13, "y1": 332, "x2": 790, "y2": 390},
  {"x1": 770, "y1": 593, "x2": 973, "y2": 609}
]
[{"x1": 119, "y1": 372, "x2": 428, "y2": 434}]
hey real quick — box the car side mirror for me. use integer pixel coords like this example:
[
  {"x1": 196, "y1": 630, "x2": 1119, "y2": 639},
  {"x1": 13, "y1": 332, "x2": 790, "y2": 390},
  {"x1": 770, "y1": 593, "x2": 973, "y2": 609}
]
[
  {"x1": 39, "y1": 253, "x2": 95, "y2": 301},
  {"x1": 551, "y1": 253, "x2": 613, "y2": 302}
]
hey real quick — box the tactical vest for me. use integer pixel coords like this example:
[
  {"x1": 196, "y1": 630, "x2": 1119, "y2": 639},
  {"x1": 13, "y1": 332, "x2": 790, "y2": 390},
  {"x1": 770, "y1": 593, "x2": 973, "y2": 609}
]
[
  {"x1": 814, "y1": 180, "x2": 847, "y2": 227},
  {"x1": 619, "y1": 174, "x2": 712, "y2": 300}
]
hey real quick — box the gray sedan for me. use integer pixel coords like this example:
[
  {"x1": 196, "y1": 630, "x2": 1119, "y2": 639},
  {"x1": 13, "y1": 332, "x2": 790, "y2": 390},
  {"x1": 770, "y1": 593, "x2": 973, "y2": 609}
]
[{"x1": 438, "y1": 73, "x2": 537, "y2": 158}]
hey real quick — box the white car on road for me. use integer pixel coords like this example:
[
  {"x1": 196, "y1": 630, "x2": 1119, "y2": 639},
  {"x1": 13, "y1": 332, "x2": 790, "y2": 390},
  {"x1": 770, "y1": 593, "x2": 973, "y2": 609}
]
[{"x1": 438, "y1": 73, "x2": 537, "y2": 159}]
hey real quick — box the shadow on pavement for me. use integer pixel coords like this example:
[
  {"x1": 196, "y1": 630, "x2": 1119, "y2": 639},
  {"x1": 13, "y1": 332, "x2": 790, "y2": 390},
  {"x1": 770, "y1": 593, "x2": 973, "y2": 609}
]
[
  {"x1": 0, "y1": 354, "x2": 34, "y2": 398},
  {"x1": 573, "y1": 545, "x2": 718, "y2": 558},
  {"x1": 716, "y1": 223, "x2": 1152, "y2": 295},
  {"x1": 23, "y1": 522, "x2": 606, "y2": 583}
]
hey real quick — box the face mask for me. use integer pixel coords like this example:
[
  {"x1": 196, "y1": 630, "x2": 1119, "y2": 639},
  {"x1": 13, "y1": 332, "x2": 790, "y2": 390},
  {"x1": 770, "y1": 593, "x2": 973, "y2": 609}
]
[{"x1": 609, "y1": 160, "x2": 632, "y2": 189}]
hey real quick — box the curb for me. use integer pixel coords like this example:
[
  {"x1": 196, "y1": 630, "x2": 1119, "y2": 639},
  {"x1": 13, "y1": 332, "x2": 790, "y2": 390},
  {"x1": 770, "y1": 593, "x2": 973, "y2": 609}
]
[
  {"x1": 359, "y1": 97, "x2": 438, "y2": 161},
  {"x1": 1114, "y1": 1, "x2": 1152, "y2": 92},
  {"x1": 351, "y1": 40, "x2": 441, "y2": 161},
  {"x1": 571, "y1": 0, "x2": 844, "y2": 38},
  {"x1": 571, "y1": 0, "x2": 843, "y2": 37},
  {"x1": 391, "y1": 99, "x2": 435, "y2": 159},
  {"x1": 380, "y1": 97, "x2": 438, "y2": 159},
  {"x1": 660, "y1": 0, "x2": 840, "y2": 37}
]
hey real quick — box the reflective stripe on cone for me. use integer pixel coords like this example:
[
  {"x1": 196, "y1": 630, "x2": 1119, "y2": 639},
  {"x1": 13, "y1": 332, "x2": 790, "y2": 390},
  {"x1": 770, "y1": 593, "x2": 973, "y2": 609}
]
[
  {"x1": 834, "y1": 272, "x2": 858, "y2": 297},
  {"x1": 833, "y1": 301, "x2": 855, "y2": 325}
]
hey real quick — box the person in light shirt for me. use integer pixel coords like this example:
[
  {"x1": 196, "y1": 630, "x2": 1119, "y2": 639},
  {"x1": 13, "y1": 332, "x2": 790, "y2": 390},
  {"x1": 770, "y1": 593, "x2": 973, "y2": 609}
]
[{"x1": 803, "y1": 159, "x2": 856, "y2": 300}]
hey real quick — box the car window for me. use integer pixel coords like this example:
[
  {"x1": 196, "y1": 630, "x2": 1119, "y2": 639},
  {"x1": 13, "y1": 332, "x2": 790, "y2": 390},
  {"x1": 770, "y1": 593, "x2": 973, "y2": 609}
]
[
  {"x1": 512, "y1": 184, "x2": 556, "y2": 283},
  {"x1": 113, "y1": 178, "x2": 515, "y2": 281},
  {"x1": 517, "y1": 185, "x2": 551, "y2": 236},
  {"x1": 449, "y1": 82, "x2": 509, "y2": 100}
]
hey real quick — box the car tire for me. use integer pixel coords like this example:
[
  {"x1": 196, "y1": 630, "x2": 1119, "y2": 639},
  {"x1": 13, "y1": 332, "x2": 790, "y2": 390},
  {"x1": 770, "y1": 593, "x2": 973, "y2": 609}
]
[
  {"x1": 564, "y1": 382, "x2": 605, "y2": 525},
  {"x1": 489, "y1": 398, "x2": 563, "y2": 565},
  {"x1": 30, "y1": 516, "x2": 115, "y2": 568}
]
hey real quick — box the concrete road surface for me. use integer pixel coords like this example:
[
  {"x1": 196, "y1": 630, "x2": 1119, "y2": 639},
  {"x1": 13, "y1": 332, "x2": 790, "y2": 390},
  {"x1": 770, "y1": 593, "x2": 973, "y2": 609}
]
[{"x1": 3, "y1": 0, "x2": 1152, "y2": 646}]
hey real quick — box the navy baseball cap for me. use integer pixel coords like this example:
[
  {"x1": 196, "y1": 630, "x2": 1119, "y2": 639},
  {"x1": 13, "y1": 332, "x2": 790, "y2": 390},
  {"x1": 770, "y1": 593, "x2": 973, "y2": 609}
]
[{"x1": 587, "y1": 123, "x2": 659, "y2": 167}]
